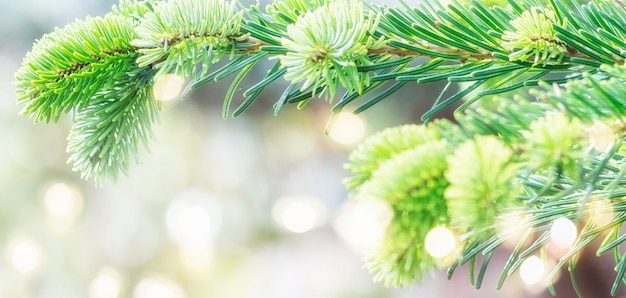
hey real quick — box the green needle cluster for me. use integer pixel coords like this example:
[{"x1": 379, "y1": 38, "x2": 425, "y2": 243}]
[{"x1": 14, "y1": 0, "x2": 626, "y2": 294}]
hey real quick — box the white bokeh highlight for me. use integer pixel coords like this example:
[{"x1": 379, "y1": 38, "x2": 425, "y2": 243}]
[
  {"x1": 89, "y1": 267, "x2": 123, "y2": 298},
  {"x1": 587, "y1": 121, "x2": 615, "y2": 153},
  {"x1": 43, "y1": 182, "x2": 83, "y2": 232},
  {"x1": 550, "y1": 217, "x2": 577, "y2": 249},
  {"x1": 6, "y1": 237, "x2": 42, "y2": 275},
  {"x1": 520, "y1": 256, "x2": 545, "y2": 285},
  {"x1": 153, "y1": 74, "x2": 185, "y2": 102},
  {"x1": 425, "y1": 227, "x2": 456, "y2": 258},
  {"x1": 273, "y1": 196, "x2": 326, "y2": 234},
  {"x1": 327, "y1": 112, "x2": 366, "y2": 145},
  {"x1": 165, "y1": 189, "x2": 222, "y2": 253},
  {"x1": 133, "y1": 275, "x2": 185, "y2": 298},
  {"x1": 333, "y1": 198, "x2": 392, "y2": 253}
]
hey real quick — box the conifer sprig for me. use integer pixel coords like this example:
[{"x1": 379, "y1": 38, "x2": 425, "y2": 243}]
[
  {"x1": 14, "y1": 0, "x2": 626, "y2": 294},
  {"x1": 15, "y1": 15, "x2": 138, "y2": 123}
]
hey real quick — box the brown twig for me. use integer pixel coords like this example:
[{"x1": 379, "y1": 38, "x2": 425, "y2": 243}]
[{"x1": 244, "y1": 36, "x2": 594, "y2": 64}]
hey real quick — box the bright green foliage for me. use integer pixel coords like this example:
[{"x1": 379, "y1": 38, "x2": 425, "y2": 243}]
[
  {"x1": 15, "y1": 15, "x2": 138, "y2": 123},
  {"x1": 344, "y1": 124, "x2": 440, "y2": 189},
  {"x1": 445, "y1": 135, "x2": 521, "y2": 233},
  {"x1": 265, "y1": 0, "x2": 331, "y2": 23},
  {"x1": 361, "y1": 140, "x2": 451, "y2": 286},
  {"x1": 553, "y1": 0, "x2": 626, "y2": 65},
  {"x1": 109, "y1": 0, "x2": 158, "y2": 20},
  {"x1": 343, "y1": 60, "x2": 626, "y2": 288},
  {"x1": 132, "y1": 0, "x2": 245, "y2": 77},
  {"x1": 278, "y1": 0, "x2": 384, "y2": 99},
  {"x1": 441, "y1": 0, "x2": 509, "y2": 8},
  {"x1": 522, "y1": 112, "x2": 586, "y2": 179},
  {"x1": 502, "y1": 7, "x2": 568, "y2": 65},
  {"x1": 14, "y1": 12, "x2": 160, "y2": 184},
  {"x1": 14, "y1": 0, "x2": 626, "y2": 294},
  {"x1": 67, "y1": 60, "x2": 160, "y2": 184}
]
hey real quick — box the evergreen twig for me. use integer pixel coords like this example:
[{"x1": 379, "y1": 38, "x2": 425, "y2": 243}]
[{"x1": 14, "y1": 0, "x2": 626, "y2": 295}]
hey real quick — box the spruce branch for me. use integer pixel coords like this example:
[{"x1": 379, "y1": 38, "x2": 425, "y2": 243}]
[
  {"x1": 67, "y1": 59, "x2": 160, "y2": 184},
  {"x1": 132, "y1": 0, "x2": 247, "y2": 77},
  {"x1": 15, "y1": 15, "x2": 139, "y2": 123},
  {"x1": 347, "y1": 63, "x2": 626, "y2": 291},
  {"x1": 13, "y1": 0, "x2": 626, "y2": 295}
]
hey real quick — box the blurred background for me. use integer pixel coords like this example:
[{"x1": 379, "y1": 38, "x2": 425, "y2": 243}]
[{"x1": 0, "y1": 0, "x2": 606, "y2": 297}]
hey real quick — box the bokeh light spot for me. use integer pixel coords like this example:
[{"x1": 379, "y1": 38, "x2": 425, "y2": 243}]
[
  {"x1": 273, "y1": 196, "x2": 324, "y2": 234},
  {"x1": 89, "y1": 267, "x2": 122, "y2": 298},
  {"x1": 550, "y1": 217, "x2": 577, "y2": 249},
  {"x1": 6, "y1": 238, "x2": 42, "y2": 275},
  {"x1": 520, "y1": 256, "x2": 545, "y2": 285},
  {"x1": 333, "y1": 198, "x2": 391, "y2": 253},
  {"x1": 425, "y1": 227, "x2": 456, "y2": 258},
  {"x1": 43, "y1": 182, "x2": 83, "y2": 221},
  {"x1": 588, "y1": 121, "x2": 615, "y2": 153},
  {"x1": 328, "y1": 112, "x2": 366, "y2": 145},
  {"x1": 282, "y1": 201, "x2": 316, "y2": 233},
  {"x1": 166, "y1": 202, "x2": 213, "y2": 248},
  {"x1": 133, "y1": 275, "x2": 185, "y2": 298},
  {"x1": 153, "y1": 74, "x2": 185, "y2": 102}
]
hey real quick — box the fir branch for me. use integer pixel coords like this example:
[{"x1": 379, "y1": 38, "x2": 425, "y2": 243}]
[
  {"x1": 276, "y1": 0, "x2": 384, "y2": 99},
  {"x1": 346, "y1": 62, "x2": 626, "y2": 290},
  {"x1": 345, "y1": 124, "x2": 441, "y2": 189},
  {"x1": 66, "y1": 57, "x2": 160, "y2": 185},
  {"x1": 14, "y1": 0, "x2": 626, "y2": 294},
  {"x1": 132, "y1": 0, "x2": 247, "y2": 77},
  {"x1": 15, "y1": 15, "x2": 139, "y2": 123},
  {"x1": 363, "y1": 140, "x2": 452, "y2": 286}
]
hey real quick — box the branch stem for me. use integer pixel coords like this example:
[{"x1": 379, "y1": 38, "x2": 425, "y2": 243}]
[{"x1": 244, "y1": 36, "x2": 597, "y2": 65}]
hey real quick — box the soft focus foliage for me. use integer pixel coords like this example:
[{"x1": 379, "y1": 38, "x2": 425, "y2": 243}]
[
  {"x1": 445, "y1": 136, "x2": 520, "y2": 234},
  {"x1": 363, "y1": 140, "x2": 451, "y2": 286},
  {"x1": 522, "y1": 112, "x2": 586, "y2": 179},
  {"x1": 344, "y1": 124, "x2": 440, "y2": 189}
]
